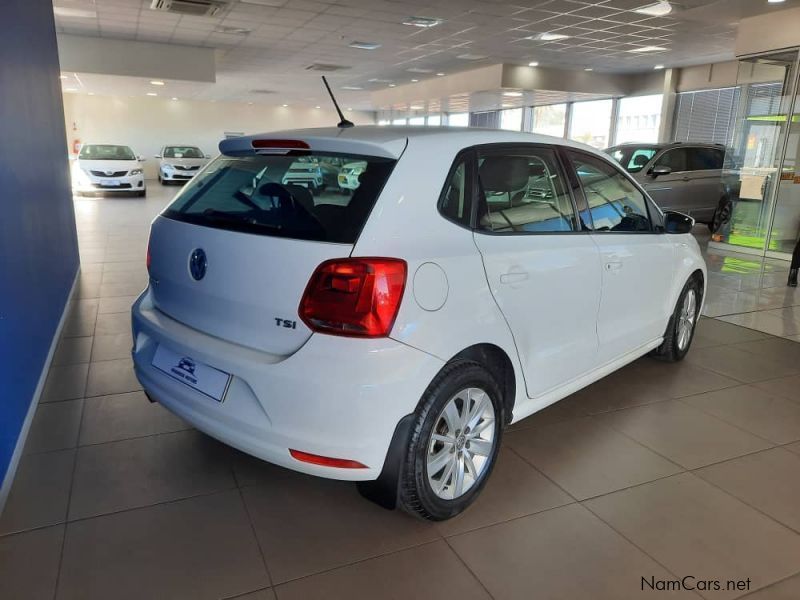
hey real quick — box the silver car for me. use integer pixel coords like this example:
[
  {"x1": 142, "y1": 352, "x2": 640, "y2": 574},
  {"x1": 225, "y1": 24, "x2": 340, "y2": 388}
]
[
  {"x1": 156, "y1": 145, "x2": 210, "y2": 185},
  {"x1": 606, "y1": 142, "x2": 739, "y2": 232}
]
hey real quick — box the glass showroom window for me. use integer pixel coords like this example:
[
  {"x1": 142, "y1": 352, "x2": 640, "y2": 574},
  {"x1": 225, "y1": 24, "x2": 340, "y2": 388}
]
[
  {"x1": 616, "y1": 95, "x2": 663, "y2": 144},
  {"x1": 448, "y1": 113, "x2": 469, "y2": 127},
  {"x1": 427, "y1": 114, "x2": 441, "y2": 126},
  {"x1": 377, "y1": 119, "x2": 390, "y2": 126},
  {"x1": 392, "y1": 117, "x2": 408, "y2": 125},
  {"x1": 408, "y1": 116, "x2": 425, "y2": 125},
  {"x1": 569, "y1": 99, "x2": 613, "y2": 149},
  {"x1": 531, "y1": 104, "x2": 567, "y2": 137},
  {"x1": 500, "y1": 108, "x2": 523, "y2": 131}
]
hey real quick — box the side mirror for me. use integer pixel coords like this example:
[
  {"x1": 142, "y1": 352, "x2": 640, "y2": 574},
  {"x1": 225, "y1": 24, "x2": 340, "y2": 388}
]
[
  {"x1": 664, "y1": 211, "x2": 694, "y2": 234},
  {"x1": 154, "y1": 155, "x2": 161, "y2": 159},
  {"x1": 205, "y1": 154, "x2": 211, "y2": 159},
  {"x1": 138, "y1": 156, "x2": 146, "y2": 162},
  {"x1": 650, "y1": 165, "x2": 672, "y2": 177}
]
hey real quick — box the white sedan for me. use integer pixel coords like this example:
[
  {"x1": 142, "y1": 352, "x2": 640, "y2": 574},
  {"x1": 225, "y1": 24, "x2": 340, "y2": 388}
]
[
  {"x1": 72, "y1": 143, "x2": 146, "y2": 196},
  {"x1": 132, "y1": 127, "x2": 706, "y2": 520},
  {"x1": 155, "y1": 145, "x2": 210, "y2": 184}
]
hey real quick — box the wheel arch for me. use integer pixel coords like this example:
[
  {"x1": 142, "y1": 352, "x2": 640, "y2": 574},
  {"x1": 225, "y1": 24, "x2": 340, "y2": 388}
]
[{"x1": 446, "y1": 343, "x2": 516, "y2": 427}]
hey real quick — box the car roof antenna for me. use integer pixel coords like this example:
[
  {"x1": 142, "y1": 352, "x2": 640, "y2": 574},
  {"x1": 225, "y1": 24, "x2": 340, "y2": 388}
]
[{"x1": 322, "y1": 76, "x2": 354, "y2": 129}]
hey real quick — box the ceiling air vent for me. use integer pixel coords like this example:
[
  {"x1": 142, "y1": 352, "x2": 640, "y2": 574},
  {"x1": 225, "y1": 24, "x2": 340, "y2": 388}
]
[
  {"x1": 305, "y1": 63, "x2": 350, "y2": 72},
  {"x1": 149, "y1": 0, "x2": 225, "y2": 17}
]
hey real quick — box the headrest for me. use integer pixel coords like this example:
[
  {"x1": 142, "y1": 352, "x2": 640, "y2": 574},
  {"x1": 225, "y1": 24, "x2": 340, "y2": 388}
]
[
  {"x1": 633, "y1": 154, "x2": 649, "y2": 167},
  {"x1": 479, "y1": 156, "x2": 530, "y2": 192}
]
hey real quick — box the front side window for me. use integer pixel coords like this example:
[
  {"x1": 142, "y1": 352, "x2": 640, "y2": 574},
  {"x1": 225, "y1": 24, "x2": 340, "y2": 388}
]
[
  {"x1": 477, "y1": 147, "x2": 577, "y2": 233},
  {"x1": 163, "y1": 152, "x2": 395, "y2": 244},
  {"x1": 79, "y1": 144, "x2": 136, "y2": 161},
  {"x1": 569, "y1": 151, "x2": 652, "y2": 232},
  {"x1": 654, "y1": 148, "x2": 689, "y2": 172}
]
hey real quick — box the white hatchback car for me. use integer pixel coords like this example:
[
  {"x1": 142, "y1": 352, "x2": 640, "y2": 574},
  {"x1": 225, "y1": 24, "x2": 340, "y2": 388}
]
[
  {"x1": 156, "y1": 145, "x2": 210, "y2": 184},
  {"x1": 72, "y1": 143, "x2": 146, "y2": 196},
  {"x1": 132, "y1": 127, "x2": 706, "y2": 520}
]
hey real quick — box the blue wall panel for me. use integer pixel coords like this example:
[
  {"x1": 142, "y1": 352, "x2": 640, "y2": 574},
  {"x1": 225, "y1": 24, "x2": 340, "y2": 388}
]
[{"x1": 0, "y1": 0, "x2": 79, "y2": 483}]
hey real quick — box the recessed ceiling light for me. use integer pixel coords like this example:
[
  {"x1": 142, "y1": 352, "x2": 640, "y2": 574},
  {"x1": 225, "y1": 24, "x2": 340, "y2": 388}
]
[
  {"x1": 315, "y1": 105, "x2": 321, "y2": 109},
  {"x1": 347, "y1": 108, "x2": 352, "y2": 111},
  {"x1": 64, "y1": 87, "x2": 77, "y2": 92},
  {"x1": 503, "y1": 91, "x2": 523, "y2": 97},
  {"x1": 411, "y1": 79, "x2": 419, "y2": 82},
  {"x1": 768, "y1": 0, "x2": 786, "y2": 3},
  {"x1": 214, "y1": 25, "x2": 252, "y2": 35},
  {"x1": 53, "y1": 6, "x2": 96, "y2": 18},
  {"x1": 527, "y1": 32, "x2": 570, "y2": 41},
  {"x1": 457, "y1": 53, "x2": 488, "y2": 60},
  {"x1": 349, "y1": 41, "x2": 382, "y2": 50},
  {"x1": 629, "y1": 45, "x2": 668, "y2": 53},
  {"x1": 436, "y1": 72, "x2": 445, "y2": 76},
  {"x1": 402, "y1": 16, "x2": 443, "y2": 28},
  {"x1": 634, "y1": 1, "x2": 672, "y2": 16},
  {"x1": 341, "y1": 85, "x2": 364, "y2": 90},
  {"x1": 146, "y1": 92, "x2": 157, "y2": 96},
  {"x1": 388, "y1": 83, "x2": 396, "y2": 87},
  {"x1": 528, "y1": 61, "x2": 540, "y2": 67},
  {"x1": 654, "y1": 64, "x2": 665, "y2": 70},
  {"x1": 584, "y1": 67, "x2": 594, "y2": 71},
  {"x1": 88, "y1": 92, "x2": 95, "y2": 96},
  {"x1": 282, "y1": 104, "x2": 289, "y2": 107},
  {"x1": 150, "y1": 80, "x2": 165, "y2": 86},
  {"x1": 407, "y1": 67, "x2": 434, "y2": 74},
  {"x1": 171, "y1": 97, "x2": 178, "y2": 101}
]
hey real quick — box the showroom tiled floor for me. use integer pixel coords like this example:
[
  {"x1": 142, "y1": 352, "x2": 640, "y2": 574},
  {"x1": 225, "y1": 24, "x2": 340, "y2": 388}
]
[{"x1": 2, "y1": 185, "x2": 800, "y2": 599}]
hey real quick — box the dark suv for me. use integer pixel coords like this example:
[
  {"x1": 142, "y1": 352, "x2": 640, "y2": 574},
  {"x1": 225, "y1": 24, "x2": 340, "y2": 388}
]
[{"x1": 605, "y1": 142, "x2": 739, "y2": 232}]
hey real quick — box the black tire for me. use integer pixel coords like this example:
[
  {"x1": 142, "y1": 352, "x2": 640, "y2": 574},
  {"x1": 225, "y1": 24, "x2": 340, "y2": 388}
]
[
  {"x1": 137, "y1": 189, "x2": 147, "y2": 198},
  {"x1": 652, "y1": 275, "x2": 702, "y2": 362},
  {"x1": 709, "y1": 196, "x2": 732, "y2": 233},
  {"x1": 398, "y1": 361, "x2": 504, "y2": 521},
  {"x1": 157, "y1": 175, "x2": 163, "y2": 184}
]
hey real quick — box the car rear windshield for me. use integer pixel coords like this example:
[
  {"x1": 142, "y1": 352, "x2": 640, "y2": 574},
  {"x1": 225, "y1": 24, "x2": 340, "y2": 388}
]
[
  {"x1": 79, "y1": 144, "x2": 136, "y2": 161},
  {"x1": 606, "y1": 146, "x2": 658, "y2": 174},
  {"x1": 162, "y1": 152, "x2": 396, "y2": 244}
]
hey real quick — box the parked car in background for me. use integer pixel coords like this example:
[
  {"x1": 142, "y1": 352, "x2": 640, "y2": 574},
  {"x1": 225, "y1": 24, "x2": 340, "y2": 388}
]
[
  {"x1": 156, "y1": 145, "x2": 210, "y2": 184},
  {"x1": 133, "y1": 127, "x2": 706, "y2": 520},
  {"x1": 71, "y1": 143, "x2": 146, "y2": 197},
  {"x1": 280, "y1": 158, "x2": 338, "y2": 194},
  {"x1": 605, "y1": 142, "x2": 740, "y2": 232},
  {"x1": 337, "y1": 160, "x2": 367, "y2": 194}
]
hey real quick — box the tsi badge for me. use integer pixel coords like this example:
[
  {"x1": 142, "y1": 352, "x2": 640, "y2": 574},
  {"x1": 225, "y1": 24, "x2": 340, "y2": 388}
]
[
  {"x1": 189, "y1": 248, "x2": 207, "y2": 281},
  {"x1": 275, "y1": 318, "x2": 297, "y2": 329}
]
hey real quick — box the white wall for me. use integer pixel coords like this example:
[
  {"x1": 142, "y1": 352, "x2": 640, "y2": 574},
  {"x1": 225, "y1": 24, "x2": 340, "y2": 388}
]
[{"x1": 62, "y1": 94, "x2": 375, "y2": 178}]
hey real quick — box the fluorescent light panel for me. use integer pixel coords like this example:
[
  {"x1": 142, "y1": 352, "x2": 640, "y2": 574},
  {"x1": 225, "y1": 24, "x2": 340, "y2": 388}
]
[{"x1": 634, "y1": 1, "x2": 672, "y2": 17}]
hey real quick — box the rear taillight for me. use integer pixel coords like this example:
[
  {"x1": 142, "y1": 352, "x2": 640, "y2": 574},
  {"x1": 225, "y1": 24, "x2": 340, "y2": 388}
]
[
  {"x1": 299, "y1": 258, "x2": 407, "y2": 338},
  {"x1": 289, "y1": 449, "x2": 367, "y2": 469}
]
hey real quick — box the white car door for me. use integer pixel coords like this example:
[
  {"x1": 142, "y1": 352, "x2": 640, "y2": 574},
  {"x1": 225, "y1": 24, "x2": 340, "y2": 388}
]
[
  {"x1": 472, "y1": 145, "x2": 602, "y2": 398},
  {"x1": 566, "y1": 149, "x2": 675, "y2": 365}
]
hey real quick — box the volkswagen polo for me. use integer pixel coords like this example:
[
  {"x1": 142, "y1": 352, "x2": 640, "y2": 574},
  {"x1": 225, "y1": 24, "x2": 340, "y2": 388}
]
[{"x1": 132, "y1": 127, "x2": 706, "y2": 520}]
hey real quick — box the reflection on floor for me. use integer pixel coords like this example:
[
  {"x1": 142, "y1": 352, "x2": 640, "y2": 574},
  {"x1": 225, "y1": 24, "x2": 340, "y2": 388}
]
[
  {"x1": 696, "y1": 227, "x2": 800, "y2": 341},
  {"x1": 2, "y1": 185, "x2": 800, "y2": 599}
]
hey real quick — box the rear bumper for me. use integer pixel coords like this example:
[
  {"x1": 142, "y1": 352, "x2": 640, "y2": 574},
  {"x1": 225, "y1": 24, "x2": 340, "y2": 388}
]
[{"x1": 131, "y1": 288, "x2": 443, "y2": 481}]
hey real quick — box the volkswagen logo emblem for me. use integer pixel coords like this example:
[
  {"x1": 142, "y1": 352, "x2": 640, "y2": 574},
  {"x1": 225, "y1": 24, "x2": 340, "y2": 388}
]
[{"x1": 189, "y1": 248, "x2": 207, "y2": 281}]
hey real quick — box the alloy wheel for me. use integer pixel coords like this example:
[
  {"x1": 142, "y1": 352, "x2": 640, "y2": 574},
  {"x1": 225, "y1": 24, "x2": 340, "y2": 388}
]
[
  {"x1": 426, "y1": 387, "x2": 496, "y2": 500},
  {"x1": 677, "y1": 289, "x2": 697, "y2": 351}
]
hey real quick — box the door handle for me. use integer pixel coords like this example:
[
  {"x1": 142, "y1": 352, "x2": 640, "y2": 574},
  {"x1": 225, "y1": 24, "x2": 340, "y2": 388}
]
[
  {"x1": 605, "y1": 261, "x2": 623, "y2": 272},
  {"x1": 500, "y1": 271, "x2": 529, "y2": 284}
]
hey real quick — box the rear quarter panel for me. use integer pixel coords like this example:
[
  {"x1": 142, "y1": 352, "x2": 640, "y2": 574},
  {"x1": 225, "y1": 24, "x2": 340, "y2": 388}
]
[{"x1": 353, "y1": 137, "x2": 527, "y2": 408}]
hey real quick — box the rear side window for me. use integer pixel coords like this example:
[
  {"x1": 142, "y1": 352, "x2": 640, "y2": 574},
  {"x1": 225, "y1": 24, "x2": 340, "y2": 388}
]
[
  {"x1": 477, "y1": 147, "x2": 577, "y2": 233},
  {"x1": 162, "y1": 152, "x2": 396, "y2": 244},
  {"x1": 439, "y1": 158, "x2": 472, "y2": 226},
  {"x1": 689, "y1": 148, "x2": 724, "y2": 170}
]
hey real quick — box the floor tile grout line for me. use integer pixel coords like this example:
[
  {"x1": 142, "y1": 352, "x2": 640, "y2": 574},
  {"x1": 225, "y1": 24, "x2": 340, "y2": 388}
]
[
  {"x1": 442, "y1": 536, "x2": 497, "y2": 600},
  {"x1": 236, "y1": 486, "x2": 276, "y2": 589},
  {"x1": 51, "y1": 389, "x2": 87, "y2": 600}
]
